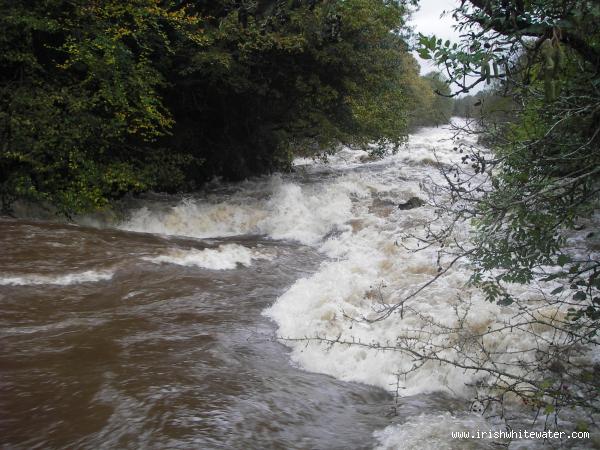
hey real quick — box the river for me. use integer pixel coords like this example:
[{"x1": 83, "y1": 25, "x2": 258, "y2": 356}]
[{"x1": 1, "y1": 123, "x2": 591, "y2": 449}]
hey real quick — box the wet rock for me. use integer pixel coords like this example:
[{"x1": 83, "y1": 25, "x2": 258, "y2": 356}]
[
  {"x1": 397, "y1": 197, "x2": 425, "y2": 210},
  {"x1": 323, "y1": 227, "x2": 344, "y2": 240},
  {"x1": 369, "y1": 197, "x2": 397, "y2": 218},
  {"x1": 359, "y1": 153, "x2": 378, "y2": 163}
]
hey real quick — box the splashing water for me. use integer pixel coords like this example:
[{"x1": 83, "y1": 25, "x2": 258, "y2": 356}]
[{"x1": 2, "y1": 121, "x2": 596, "y2": 449}]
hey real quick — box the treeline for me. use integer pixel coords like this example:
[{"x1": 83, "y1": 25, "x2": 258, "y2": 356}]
[
  {"x1": 405, "y1": 69, "x2": 454, "y2": 128},
  {"x1": 452, "y1": 86, "x2": 515, "y2": 122},
  {"x1": 0, "y1": 0, "x2": 452, "y2": 215}
]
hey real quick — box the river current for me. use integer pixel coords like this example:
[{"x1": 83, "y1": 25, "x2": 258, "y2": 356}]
[{"x1": 1, "y1": 123, "x2": 594, "y2": 449}]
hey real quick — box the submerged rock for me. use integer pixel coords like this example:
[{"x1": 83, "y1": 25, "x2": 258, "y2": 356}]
[{"x1": 398, "y1": 197, "x2": 425, "y2": 210}]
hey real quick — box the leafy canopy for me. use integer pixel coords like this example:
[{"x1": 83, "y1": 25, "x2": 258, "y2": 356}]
[{"x1": 1, "y1": 0, "x2": 426, "y2": 215}]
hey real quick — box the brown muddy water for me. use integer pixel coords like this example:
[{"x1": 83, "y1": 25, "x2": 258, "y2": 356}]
[
  {"x1": 0, "y1": 219, "x2": 458, "y2": 450},
  {"x1": 2, "y1": 124, "x2": 535, "y2": 449}
]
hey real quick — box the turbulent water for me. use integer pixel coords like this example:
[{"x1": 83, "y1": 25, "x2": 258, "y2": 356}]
[{"x1": 1, "y1": 123, "x2": 596, "y2": 449}]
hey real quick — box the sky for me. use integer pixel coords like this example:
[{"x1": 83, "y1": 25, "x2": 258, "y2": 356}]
[
  {"x1": 409, "y1": 0, "x2": 482, "y2": 94},
  {"x1": 409, "y1": 0, "x2": 461, "y2": 75}
]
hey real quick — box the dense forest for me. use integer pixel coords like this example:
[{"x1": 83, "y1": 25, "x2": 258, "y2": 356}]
[{"x1": 0, "y1": 0, "x2": 454, "y2": 216}]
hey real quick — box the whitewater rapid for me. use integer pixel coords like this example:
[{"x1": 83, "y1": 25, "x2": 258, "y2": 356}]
[
  {"x1": 117, "y1": 124, "x2": 494, "y2": 396},
  {"x1": 104, "y1": 122, "x2": 592, "y2": 449}
]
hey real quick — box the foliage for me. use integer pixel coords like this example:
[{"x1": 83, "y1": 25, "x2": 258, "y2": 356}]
[
  {"x1": 165, "y1": 0, "x2": 418, "y2": 175},
  {"x1": 419, "y1": 0, "x2": 600, "y2": 318},
  {"x1": 394, "y1": 52, "x2": 454, "y2": 129},
  {"x1": 415, "y1": 0, "x2": 600, "y2": 423},
  {"x1": 410, "y1": 71, "x2": 453, "y2": 127},
  {"x1": 0, "y1": 0, "x2": 200, "y2": 214},
  {"x1": 452, "y1": 88, "x2": 515, "y2": 122},
  {"x1": 0, "y1": 0, "x2": 422, "y2": 214}
]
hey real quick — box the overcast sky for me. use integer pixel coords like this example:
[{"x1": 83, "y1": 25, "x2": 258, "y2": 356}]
[
  {"x1": 408, "y1": 0, "x2": 481, "y2": 94},
  {"x1": 409, "y1": 0, "x2": 460, "y2": 75}
]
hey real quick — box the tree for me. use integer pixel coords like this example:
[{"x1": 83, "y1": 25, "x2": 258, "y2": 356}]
[
  {"x1": 396, "y1": 58, "x2": 454, "y2": 129},
  {"x1": 0, "y1": 0, "x2": 199, "y2": 214},
  {"x1": 411, "y1": 0, "x2": 600, "y2": 425},
  {"x1": 162, "y1": 0, "x2": 420, "y2": 176},
  {"x1": 0, "y1": 0, "x2": 421, "y2": 215},
  {"x1": 418, "y1": 71, "x2": 453, "y2": 126}
]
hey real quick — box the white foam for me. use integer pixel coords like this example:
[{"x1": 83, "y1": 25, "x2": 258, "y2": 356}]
[
  {"x1": 264, "y1": 214, "x2": 506, "y2": 397},
  {"x1": 119, "y1": 176, "x2": 357, "y2": 246},
  {"x1": 258, "y1": 181, "x2": 355, "y2": 244},
  {"x1": 108, "y1": 121, "x2": 578, "y2": 437},
  {"x1": 374, "y1": 413, "x2": 497, "y2": 450},
  {"x1": 116, "y1": 121, "x2": 538, "y2": 400},
  {"x1": 264, "y1": 121, "x2": 563, "y2": 402},
  {"x1": 0, "y1": 270, "x2": 114, "y2": 286},
  {"x1": 142, "y1": 244, "x2": 273, "y2": 270}
]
